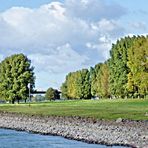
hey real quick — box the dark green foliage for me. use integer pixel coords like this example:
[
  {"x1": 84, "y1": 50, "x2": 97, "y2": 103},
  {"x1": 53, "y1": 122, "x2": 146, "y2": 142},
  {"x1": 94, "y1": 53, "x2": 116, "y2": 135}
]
[
  {"x1": 80, "y1": 69, "x2": 91, "y2": 99},
  {"x1": 108, "y1": 37, "x2": 133, "y2": 98},
  {"x1": 45, "y1": 87, "x2": 60, "y2": 100},
  {"x1": 45, "y1": 88, "x2": 55, "y2": 100},
  {"x1": 0, "y1": 53, "x2": 35, "y2": 103},
  {"x1": 60, "y1": 82, "x2": 68, "y2": 99}
]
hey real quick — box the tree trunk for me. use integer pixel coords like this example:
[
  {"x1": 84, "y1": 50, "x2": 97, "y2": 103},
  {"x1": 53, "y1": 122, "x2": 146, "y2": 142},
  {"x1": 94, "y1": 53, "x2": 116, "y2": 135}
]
[{"x1": 12, "y1": 99, "x2": 15, "y2": 104}]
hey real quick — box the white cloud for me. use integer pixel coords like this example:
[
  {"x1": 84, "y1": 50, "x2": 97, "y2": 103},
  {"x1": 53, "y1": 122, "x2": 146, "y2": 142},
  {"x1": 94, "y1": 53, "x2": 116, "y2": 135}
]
[
  {"x1": 29, "y1": 43, "x2": 88, "y2": 74},
  {"x1": 28, "y1": 44, "x2": 89, "y2": 90},
  {"x1": 130, "y1": 22, "x2": 147, "y2": 31},
  {"x1": 0, "y1": 1, "x2": 126, "y2": 89},
  {"x1": 65, "y1": 0, "x2": 126, "y2": 21}
]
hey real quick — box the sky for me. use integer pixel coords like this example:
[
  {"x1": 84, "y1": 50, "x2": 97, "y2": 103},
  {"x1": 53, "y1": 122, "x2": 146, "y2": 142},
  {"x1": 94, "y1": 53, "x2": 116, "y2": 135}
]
[{"x1": 0, "y1": 0, "x2": 148, "y2": 90}]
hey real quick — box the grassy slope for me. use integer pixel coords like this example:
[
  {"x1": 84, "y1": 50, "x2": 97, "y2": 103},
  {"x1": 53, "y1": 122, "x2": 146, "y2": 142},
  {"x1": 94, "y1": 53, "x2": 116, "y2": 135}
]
[{"x1": 0, "y1": 99, "x2": 148, "y2": 120}]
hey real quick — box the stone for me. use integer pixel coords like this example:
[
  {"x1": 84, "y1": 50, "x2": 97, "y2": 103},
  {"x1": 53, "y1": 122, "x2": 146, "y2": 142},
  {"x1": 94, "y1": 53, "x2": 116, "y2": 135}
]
[{"x1": 116, "y1": 118, "x2": 122, "y2": 123}]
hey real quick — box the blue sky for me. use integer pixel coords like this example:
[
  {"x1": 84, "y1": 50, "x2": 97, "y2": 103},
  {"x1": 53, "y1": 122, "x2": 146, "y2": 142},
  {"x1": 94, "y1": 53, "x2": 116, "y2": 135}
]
[
  {"x1": 0, "y1": 0, "x2": 63, "y2": 11},
  {"x1": 0, "y1": 0, "x2": 148, "y2": 90}
]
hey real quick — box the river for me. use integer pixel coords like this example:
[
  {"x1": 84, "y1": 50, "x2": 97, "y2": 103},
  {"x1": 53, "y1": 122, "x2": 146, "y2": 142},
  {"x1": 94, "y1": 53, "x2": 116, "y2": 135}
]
[{"x1": 0, "y1": 129, "x2": 127, "y2": 148}]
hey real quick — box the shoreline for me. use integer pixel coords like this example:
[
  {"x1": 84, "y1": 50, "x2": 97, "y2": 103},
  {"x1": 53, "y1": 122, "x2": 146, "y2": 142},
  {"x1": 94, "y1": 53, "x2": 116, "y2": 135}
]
[{"x1": 0, "y1": 112, "x2": 147, "y2": 148}]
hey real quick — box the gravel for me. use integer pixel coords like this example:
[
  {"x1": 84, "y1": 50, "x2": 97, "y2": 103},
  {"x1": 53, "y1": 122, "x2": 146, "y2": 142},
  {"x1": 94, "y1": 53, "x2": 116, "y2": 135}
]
[{"x1": 0, "y1": 112, "x2": 147, "y2": 148}]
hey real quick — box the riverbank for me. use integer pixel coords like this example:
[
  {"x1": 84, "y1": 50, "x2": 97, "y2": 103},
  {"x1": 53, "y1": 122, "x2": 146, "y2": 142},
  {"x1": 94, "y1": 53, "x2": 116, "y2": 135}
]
[{"x1": 0, "y1": 112, "x2": 147, "y2": 148}]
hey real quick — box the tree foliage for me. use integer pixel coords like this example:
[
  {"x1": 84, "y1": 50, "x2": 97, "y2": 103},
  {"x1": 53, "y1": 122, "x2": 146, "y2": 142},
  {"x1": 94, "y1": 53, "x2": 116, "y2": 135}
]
[
  {"x1": 0, "y1": 53, "x2": 35, "y2": 103},
  {"x1": 96, "y1": 62, "x2": 110, "y2": 98},
  {"x1": 61, "y1": 69, "x2": 91, "y2": 99},
  {"x1": 127, "y1": 36, "x2": 148, "y2": 98},
  {"x1": 90, "y1": 63, "x2": 102, "y2": 97},
  {"x1": 90, "y1": 63, "x2": 110, "y2": 98},
  {"x1": 108, "y1": 37, "x2": 133, "y2": 98},
  {"x1": 45, "y1": 87, "x2": 60, "y2": 100},
  {"x1": 61, "y1": 35, "x2": 148, "y2": 99}
]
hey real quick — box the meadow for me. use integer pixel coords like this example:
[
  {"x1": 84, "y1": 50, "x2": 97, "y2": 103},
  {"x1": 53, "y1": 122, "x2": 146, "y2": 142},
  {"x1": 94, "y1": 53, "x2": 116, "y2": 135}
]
[{"x1": 0, "y1": 99, "x2": 148, "y2": 120}]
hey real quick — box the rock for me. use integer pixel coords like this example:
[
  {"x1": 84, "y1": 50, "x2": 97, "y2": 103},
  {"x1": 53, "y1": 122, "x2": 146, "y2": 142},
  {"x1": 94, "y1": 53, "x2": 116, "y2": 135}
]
[
  {"x1": 0, "y1": 112, "x2": 148, "y2": 147},
  {"x1": 116, "y1": 118, "x2": 123, "y2": 123}
]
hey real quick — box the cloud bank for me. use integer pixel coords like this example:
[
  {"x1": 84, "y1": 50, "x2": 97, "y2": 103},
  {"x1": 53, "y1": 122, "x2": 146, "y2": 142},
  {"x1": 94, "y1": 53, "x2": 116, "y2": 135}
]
[{"x1": 0, "y1": 0, "x2": 126, "y2": 89}]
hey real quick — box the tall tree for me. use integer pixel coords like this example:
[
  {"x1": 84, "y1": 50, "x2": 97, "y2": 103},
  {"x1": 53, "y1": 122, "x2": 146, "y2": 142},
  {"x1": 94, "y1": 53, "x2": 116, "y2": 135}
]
[
  {"x1": 90, "y1": 63, "x2": 102, "y2": 97},
  {"x1": 60, "y1": 69, "x2": 91, "y2": 99},
  {"x1": 0, "y1": 54, "x2": 35, "y2": 103},
  {"x1": 108, "y1": 37, "x2": 133, "y2": 98},
  {"x1": 127, "y1": 36, "x2": 148, "y2": 98},
  {"x1": 80, "y1": 69, "x2": 91, "y2": 99},
  {"x1": 96, "y1": 62, "x2": 110, "y2": 98},
  {"x1": 60, "y1": 81, "x2": 68, "y2": 99}
]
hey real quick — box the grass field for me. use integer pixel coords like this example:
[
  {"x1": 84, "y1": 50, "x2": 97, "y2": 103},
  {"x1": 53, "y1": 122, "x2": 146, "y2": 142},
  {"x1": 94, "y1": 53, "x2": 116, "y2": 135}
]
[{"x1": 0, "y1": 99, "x2": 148, "y2": 120}]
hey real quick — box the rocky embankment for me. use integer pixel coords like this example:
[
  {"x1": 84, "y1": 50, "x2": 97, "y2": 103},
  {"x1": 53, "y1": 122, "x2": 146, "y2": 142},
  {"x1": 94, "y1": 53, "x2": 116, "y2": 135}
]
[{"x1": 0, "y1": 112, "x2": 147, "y2": 148}]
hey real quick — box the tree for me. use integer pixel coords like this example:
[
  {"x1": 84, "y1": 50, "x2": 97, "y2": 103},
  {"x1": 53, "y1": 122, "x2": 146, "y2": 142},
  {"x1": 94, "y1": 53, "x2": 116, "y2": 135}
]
[
  {"x1": 45, "y1": 87, "x2": 60, "y2": 100},
  {"x1": 60, "y1": 69, "x2": 91, "y2": 99},
  {"x1": 79, "y1": 69, "x2": 91, "y2": 99},
  {"x1": 108, "y1": 37, "x2": 133, "y2": 98},
  {"x1": 0, "y1": 53, "x2": 35, "y2": 103},
  {"x1": 90, "y1": 62, "x2": 110, "y2": 99},
  {"x1": 127, "y1": 36, "x2": 148, "y2": 98},
  {"x1": 61, "y1": 35, "x2": 148, "y2": 99},
  {"x1": 90, "y1": 63, "x2": 102, "y2": 97},
  {"x1": 45, "y1": 87, "x2": 55, "y2": 100},
  {"x1": 97, "y1": 62, "x2": 110, "y2": 98},
  {"x1": 60, "y1": 82, "x2": 68, "y2": 99}
]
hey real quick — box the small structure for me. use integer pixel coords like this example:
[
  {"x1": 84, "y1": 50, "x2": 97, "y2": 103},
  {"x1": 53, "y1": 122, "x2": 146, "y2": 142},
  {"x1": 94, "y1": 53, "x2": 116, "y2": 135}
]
[
  {"x1": 32, "y1": 90, "x2": 61, "y2": 100},
  {"x1": 31, "y1": 90, "x2": 46, "y2": 94}
]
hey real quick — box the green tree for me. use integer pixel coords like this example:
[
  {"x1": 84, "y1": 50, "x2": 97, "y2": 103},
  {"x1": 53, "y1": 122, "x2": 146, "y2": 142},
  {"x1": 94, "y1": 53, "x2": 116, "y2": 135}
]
[
  {"x1": 108, "y1": 37, "x2": 132, "y2": 98},
  {"x1": 127, "y1": 36, "x2": 148, "y2": 98},
  {"x1": 60, "y1": 69, "x2": 91, "y2": 99},
  {"x1": 90, "y1": 63, "x2": 102, "y2": 97},
  {"x1": 97, "y1": 62, "x2": 110, "y2": 98},
  {"x1": 45, "y1": 87, "x2": 60, "y2": 100},
  {"x1": 0, "y1": 53, "x2": 35, "y2": 103},
  {"x1": 61, "y1": 35, "x2": 148, "y2": 99},
  {"x1": 80, "y1": 69, "x2": 91, "y2": 99},
  {"x1": 45, "y1": 87, "x2": 55, "y2": 100},
  {"x1": 60, "y1": 82, "x2": 68, "y2": 99}
]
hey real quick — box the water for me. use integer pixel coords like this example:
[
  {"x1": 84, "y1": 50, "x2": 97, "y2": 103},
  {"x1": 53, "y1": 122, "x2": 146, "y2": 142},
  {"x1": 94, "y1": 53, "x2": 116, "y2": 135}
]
[{"x1": 0, "y1": 129, "x2": 126, "y2": 148}]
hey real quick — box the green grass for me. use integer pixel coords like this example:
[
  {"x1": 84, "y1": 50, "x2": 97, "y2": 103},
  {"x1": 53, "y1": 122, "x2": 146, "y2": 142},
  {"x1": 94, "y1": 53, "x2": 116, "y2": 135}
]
[{"x1": 0, "y1": 99, "x2": 148, "y2": 120}]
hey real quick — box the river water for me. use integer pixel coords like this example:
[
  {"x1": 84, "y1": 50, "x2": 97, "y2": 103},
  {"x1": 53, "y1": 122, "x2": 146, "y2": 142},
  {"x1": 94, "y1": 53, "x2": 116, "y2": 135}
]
[{"x1": 0, "y1": 129, "x2": 127, "y2": 148}]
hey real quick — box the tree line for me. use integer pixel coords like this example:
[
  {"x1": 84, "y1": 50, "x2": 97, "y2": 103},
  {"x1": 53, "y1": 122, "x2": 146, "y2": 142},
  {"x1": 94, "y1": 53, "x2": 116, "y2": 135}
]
[
  {"x1": 0, "y1": 35, "x2": 147, "y2": 103},
  {"x1": 61, "y1": 35, "x2": 148, "y2": 99}
]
